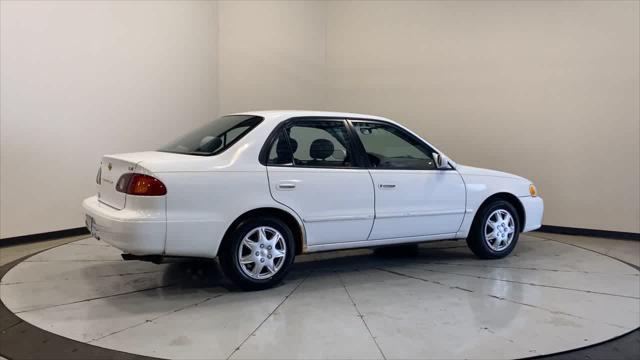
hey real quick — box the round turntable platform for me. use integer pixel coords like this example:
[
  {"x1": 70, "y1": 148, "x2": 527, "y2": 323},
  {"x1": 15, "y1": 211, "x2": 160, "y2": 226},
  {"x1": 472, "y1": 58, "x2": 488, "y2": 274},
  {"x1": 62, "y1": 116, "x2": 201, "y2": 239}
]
[{"x1": 1, "y1": 234, "x2": 638, "y2": 359}]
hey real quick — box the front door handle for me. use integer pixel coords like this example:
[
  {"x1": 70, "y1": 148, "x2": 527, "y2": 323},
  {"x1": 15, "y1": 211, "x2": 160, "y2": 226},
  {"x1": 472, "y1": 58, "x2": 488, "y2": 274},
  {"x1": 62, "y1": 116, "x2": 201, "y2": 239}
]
[
  {"x1": 379, "y1": 184, "x2": 396, "y2": 189},
  {"x1": 277, "y1": 183, "x2": 296, "y2": 190}
]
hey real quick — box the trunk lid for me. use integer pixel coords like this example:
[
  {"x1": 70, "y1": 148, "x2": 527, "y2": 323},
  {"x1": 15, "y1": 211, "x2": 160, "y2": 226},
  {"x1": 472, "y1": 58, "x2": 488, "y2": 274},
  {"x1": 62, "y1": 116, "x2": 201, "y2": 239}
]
[
  {"x1": 96, "y1": 150, "x2": 218, "y2": 209},
  {"x1": 98, "y1": 155, "x2": 139, "y2": 210},
  {"x1": 96, "y1": 151, "x2": 186, "y2": 209}
]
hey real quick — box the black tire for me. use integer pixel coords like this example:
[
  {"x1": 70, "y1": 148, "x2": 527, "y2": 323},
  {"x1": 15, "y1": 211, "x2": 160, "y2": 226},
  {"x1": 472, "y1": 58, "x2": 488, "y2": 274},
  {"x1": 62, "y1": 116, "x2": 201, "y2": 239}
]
[
  {"x1": 219, "y1": 216, "x2": 295, "y2": 291},
  {"x1": 466, "y1": 200, "x2": 520, "y2": 259}
]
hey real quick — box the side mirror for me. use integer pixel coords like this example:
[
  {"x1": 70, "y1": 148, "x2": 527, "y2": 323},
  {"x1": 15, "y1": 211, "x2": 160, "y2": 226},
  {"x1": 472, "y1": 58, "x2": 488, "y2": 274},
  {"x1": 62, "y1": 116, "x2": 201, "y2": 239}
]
[{"x1": 432, "y1": 152, "x2": 451, "y2": 169}]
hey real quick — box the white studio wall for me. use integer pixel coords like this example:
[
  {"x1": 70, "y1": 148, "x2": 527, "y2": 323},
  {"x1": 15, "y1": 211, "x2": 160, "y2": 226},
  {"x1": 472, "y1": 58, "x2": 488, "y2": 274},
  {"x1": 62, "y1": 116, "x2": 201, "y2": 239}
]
[
  {"x1": 218, "y1": 0, "x2": 327, "y2": 114},
  {"x1": 326, "y1": 0, "x2": 640, "y2": 233},
  {"x1": 0, "y1": 0, "x2": 219, "y2": 238},
  {"x1": 1, "y1": 0, "x2": 638, "y2": 239}
]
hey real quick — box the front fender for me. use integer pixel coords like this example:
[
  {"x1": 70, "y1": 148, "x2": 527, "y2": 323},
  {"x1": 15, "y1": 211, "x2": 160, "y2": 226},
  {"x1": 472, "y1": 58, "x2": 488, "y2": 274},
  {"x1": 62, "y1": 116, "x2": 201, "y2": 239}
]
[{"x1": 456, "y1": 173, "x2": 534, "y2": 238}]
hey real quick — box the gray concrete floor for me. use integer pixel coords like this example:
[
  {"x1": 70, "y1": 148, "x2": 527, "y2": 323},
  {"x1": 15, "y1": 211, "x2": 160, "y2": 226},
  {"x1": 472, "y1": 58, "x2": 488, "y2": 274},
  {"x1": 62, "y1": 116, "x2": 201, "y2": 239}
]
[
  {"x1": 527, "y1": 232, "x2": 640, "y2": 267},
  {"x1": 0, "y1": 235, "x2": 87, "y2": 266}
]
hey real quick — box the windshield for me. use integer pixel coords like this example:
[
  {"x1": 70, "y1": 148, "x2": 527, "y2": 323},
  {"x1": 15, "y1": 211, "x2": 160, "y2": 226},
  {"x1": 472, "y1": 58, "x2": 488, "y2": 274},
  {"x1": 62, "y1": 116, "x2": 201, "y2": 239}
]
[{"x1": 159, "y1": 115, "x2": 263, "y2": 156}]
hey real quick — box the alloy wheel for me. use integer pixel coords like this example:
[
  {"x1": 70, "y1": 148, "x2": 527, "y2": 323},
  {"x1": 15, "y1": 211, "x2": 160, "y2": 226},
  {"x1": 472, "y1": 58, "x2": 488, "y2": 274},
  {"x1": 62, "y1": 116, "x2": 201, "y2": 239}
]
[
  {"x1": 484, "y1": 209, "x2": 516, "y2": 251},
  {"x1": 237, "y1": 226, "x2": 287, "y2": 280}
]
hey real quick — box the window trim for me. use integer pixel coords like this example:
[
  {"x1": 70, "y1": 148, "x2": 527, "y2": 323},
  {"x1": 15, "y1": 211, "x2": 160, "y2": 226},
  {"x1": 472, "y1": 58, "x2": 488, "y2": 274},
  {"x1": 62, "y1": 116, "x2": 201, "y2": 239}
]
[
  {"x1": 260, "y1": 116, "x2": 365, "y2": 169},
  {"x1": 260, "y1": 116, "x2": 455, "y2": 171},
  {"x1": 346, "y1": 118, "x2": 455, "y2": 171}
]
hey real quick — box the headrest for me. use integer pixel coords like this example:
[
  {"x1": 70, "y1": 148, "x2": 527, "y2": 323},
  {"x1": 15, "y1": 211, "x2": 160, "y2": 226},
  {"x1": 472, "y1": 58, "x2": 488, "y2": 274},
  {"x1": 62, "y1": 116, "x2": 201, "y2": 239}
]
[
  {"x1": 289, "y1": 138, "x2": 298, "y2": 153},
  {"x1": 198, "y1": 136, "x2": 222, "y2": 153},
  {"x1": 309, "y1": 139, "x2": 334, "y2": 160}
]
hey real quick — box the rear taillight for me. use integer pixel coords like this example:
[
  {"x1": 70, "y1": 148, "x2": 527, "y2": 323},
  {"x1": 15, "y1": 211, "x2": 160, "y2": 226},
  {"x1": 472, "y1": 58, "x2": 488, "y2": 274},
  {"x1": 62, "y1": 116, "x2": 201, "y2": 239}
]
[
  {"x1": 116, "y1": 173, "x2": 167, "y2": 196},
  {"x1": 96, "y1": 167, "x2": 102, "y2": 185}
]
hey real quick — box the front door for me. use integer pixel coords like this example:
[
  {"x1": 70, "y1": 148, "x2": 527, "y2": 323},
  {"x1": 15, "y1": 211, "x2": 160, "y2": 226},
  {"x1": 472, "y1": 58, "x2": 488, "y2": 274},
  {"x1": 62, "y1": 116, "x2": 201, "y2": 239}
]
[
  {"x1": 266, "y1": 119, "x2": 375, "y2": 247},
  {"x1": 350, "y1": 120, "x2": 466, "y2": 240}
]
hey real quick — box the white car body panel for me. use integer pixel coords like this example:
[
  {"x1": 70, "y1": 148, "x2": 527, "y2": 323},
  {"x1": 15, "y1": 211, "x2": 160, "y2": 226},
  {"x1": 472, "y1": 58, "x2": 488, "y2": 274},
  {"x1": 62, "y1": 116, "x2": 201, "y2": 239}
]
[
  {"x1": 454, "y1": 165, "x2": 543, "y2": 237},
  {"x1": 97, "y1": 156, "x2": 134, "y2": 209},
  {"x1": 161, "y1": 170, "x2": 272, "y2": 257},
  {"x1": 267, "y1": 167, "x2": 374, "y2": 247},
  {"x1": 82, "y1": 110, "x2": 543, "y2": 259},
  {"x1": 367, "y1": 169, "x2": 466, "y2": 240},
  {"x1": 82, "y1": 195, "x2": 166, "y2": 255}
]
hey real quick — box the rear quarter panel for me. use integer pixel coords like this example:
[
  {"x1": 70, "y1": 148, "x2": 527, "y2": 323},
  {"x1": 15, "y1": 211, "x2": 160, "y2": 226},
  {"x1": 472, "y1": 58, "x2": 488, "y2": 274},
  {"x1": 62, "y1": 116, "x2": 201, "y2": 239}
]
[
  {"x1": 159, "y1": 169, "x2": 298, "y2": 258},
  {"x1": 144, "y1": 116, "x2": 296, "y2": 258}
]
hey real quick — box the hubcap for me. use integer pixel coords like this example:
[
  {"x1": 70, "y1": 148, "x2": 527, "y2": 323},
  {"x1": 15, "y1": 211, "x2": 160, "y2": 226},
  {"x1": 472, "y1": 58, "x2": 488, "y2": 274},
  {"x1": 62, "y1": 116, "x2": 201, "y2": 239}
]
[
  {"x1": 238, "y1": 226, "x2": 287, "y2": 280},
  {"x1": 484, "y1": 209, "x2": 515, "y2": 251}
]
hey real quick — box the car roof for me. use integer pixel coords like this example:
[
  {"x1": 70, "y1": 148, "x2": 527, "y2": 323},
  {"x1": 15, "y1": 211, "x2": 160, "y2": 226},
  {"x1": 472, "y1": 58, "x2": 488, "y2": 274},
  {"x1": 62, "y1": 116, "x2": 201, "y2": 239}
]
[{"x1": 228, "y1": 110, "x2": 391, "y2": 123}]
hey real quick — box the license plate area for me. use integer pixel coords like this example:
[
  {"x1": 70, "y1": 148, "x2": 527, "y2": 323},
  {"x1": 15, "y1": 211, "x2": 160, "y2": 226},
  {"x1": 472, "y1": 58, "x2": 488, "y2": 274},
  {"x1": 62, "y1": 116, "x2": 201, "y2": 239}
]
[{"x1": 85, "y1": 215, "x2": 99, "y2": 239}]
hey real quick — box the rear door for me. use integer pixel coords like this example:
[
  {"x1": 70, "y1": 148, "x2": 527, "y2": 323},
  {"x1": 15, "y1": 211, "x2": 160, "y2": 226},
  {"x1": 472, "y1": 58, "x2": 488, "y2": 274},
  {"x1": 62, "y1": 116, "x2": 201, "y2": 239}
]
[
  {"x1": 265, "y1": 119, "x2": 375, "y2": 247},
  {"x1": 98, "y1": 156, "x2": 137, "y2": 209}
]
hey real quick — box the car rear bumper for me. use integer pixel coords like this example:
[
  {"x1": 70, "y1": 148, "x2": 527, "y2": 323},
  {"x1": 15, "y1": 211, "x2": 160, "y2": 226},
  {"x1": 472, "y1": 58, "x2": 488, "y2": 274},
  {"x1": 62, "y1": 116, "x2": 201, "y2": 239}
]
[
  {"x1": 82, "y1": 196, "x2": 166, "y2": 255},
  {"x1": 520, "y1": 196, "x2": 544, "y2": 232}
]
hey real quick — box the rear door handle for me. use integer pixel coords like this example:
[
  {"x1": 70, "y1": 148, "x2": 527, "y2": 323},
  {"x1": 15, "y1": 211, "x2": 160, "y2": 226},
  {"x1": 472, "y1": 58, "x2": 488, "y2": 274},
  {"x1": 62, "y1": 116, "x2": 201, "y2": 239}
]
[
  {"x1": 379, "y1": 184, "x2": 396, "y2": 189},
  {"x1": 277, "y1": 183, "x2": 296, "y2": 190}
]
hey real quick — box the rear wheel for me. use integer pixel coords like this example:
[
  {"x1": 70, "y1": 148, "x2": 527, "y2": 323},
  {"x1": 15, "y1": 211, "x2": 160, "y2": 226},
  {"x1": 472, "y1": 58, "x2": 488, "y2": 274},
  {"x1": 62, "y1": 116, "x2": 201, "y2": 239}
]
[
  {"x1": 219, "y1": 217, "x2": 295, "y2": 291},
  {"x1": 466, "y1": 200, "x2": 520, "y2": 259}
]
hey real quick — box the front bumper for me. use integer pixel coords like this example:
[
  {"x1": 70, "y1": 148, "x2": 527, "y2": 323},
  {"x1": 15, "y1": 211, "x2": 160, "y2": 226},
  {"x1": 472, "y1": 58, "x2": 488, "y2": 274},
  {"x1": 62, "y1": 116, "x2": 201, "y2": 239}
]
[
  {"x1": 520, "y1": 196, "x2": 544, "y2": 232},
  {"x1": 82, "y1": 196, "x2": 166, "y2": 255}
]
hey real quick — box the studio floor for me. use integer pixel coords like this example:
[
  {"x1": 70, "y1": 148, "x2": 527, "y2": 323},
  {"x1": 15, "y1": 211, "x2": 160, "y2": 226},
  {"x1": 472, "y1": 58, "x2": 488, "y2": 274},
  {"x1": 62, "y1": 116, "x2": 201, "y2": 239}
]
[{"x1": 0, "y1": 233, "x2": 638, "y2": 359}]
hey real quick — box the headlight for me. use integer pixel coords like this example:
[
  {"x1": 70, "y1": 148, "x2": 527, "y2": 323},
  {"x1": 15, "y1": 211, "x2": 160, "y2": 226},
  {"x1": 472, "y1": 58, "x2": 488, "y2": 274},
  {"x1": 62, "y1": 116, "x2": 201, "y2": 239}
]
[{"x1": 529, "y1": 184, "x2": 538, "y2": 197}]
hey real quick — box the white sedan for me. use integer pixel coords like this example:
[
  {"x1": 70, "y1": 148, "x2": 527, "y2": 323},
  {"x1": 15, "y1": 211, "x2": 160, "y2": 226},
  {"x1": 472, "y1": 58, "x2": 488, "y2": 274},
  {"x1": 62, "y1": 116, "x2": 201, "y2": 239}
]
[{"x1": 83, "y1": 111, "x2": 543, "y2": 290}]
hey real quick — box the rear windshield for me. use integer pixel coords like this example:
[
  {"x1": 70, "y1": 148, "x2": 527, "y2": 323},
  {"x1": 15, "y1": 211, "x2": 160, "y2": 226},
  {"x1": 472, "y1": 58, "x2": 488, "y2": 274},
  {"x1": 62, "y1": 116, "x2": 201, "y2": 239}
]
[{"x1": 159, "y1": 115, "x2": 263, "y2": 156}]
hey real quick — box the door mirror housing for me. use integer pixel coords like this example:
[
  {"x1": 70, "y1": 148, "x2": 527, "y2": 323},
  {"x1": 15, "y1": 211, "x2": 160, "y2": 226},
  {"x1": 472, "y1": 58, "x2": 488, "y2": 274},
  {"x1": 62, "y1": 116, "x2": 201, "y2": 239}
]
[{"x1": 432, "y1": 152, "x2": 452, "y2": 169}]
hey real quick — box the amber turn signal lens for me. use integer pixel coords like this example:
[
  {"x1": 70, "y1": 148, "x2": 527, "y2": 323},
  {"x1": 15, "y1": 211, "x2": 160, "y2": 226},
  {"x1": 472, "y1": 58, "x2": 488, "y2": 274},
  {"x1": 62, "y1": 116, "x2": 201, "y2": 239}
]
[{"x1": 529, "y1": 184, "x2": 538, "y2": 197}]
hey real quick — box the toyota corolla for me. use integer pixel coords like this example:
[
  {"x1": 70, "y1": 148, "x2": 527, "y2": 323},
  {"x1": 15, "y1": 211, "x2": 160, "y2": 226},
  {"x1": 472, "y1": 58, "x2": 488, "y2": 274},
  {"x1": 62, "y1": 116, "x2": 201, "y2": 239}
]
[{"x1": 83, "y1": 111, "x2": 543, "y2": 290}]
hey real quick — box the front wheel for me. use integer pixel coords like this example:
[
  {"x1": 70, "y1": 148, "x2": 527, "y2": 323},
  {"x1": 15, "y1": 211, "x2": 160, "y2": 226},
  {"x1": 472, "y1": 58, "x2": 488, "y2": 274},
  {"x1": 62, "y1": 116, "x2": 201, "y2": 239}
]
[
  {"x1": 219, "y1": 217, "x2": 295, "y2": 291},
  {"x1": 466, "y1": 200, "x2": 520, "y2": 259}
]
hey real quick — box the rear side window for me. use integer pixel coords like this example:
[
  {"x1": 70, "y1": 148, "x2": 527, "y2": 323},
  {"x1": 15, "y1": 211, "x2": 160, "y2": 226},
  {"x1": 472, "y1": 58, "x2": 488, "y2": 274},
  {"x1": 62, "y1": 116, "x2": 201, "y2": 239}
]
[
  {"x1": 159, "y1": 115, "x2": 263, "y2": 156},
  {"x1": 267, "y1": 120, "x2": 355, "y2": 168}
]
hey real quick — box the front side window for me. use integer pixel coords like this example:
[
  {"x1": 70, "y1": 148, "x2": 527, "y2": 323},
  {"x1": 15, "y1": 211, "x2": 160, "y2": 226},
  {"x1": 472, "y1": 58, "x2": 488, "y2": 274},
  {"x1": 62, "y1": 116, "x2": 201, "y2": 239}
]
[
  {"x1": 159, "y1": 115, "x2": 262, "y2": 156},
  {"x1": 267, "y1": 120, "x2": 355, "y2": 168},
  {"x1": 352, "y1": 121, "x2": 436, "y2": 170}
]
